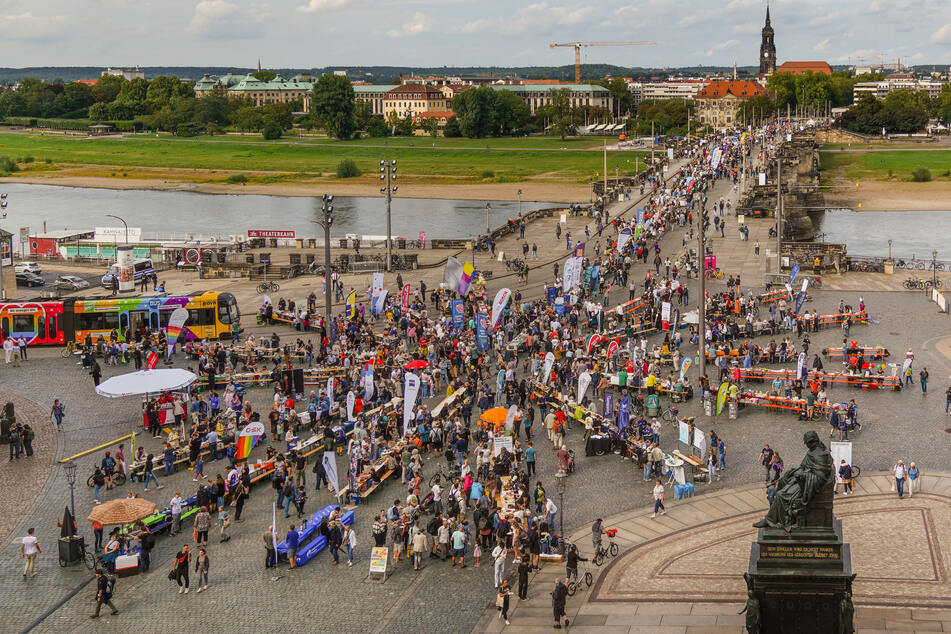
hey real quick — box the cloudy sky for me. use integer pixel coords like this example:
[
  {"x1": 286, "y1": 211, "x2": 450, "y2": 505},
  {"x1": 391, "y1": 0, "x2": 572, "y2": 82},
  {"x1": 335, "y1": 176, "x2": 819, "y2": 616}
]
[{"x1": 1, "y1": 0, "x2": 949, "y2": 69}]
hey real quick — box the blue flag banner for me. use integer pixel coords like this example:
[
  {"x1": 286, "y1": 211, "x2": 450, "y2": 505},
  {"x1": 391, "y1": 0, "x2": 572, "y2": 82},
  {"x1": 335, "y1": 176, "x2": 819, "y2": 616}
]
[
  {"x1": 788, "y1": 264, "x2": 800, "y2": 287},
  {"x1": 617, "y1": 395, "x2": 631, "y2": 429},
  {"x1": 547, "y1": 286, "x2": 558, "y2": 305},
  {"x1": 476, "y1": 312, "x2": 489, "y2": 351},
  {"x1": 451, "y1": 299, "x2": 465, "y2": 332},
  {"x1": 795, "y1": 290, "x2": 807, "y2": 314},
  {"x1": 603, "y1": 390, "x2": 616, "y2": 419}
]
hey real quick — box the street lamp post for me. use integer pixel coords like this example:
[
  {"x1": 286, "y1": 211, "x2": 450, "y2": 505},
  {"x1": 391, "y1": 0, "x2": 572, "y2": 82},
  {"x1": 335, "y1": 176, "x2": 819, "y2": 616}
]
[
  {"x1": 485, "y1": 202, "x2": 491, "y2": 235},
  {"x1": 105, "y1": 214, "x2": 129, "y2": 245},
  {"x1": 63, "y1": 460, "x2": 78, "y2": 520},
  {"x1": 933, "y1": 249, "x2": 938, "y2": 291},
  {"x1": 0, "y1": 192, "x2": 9, "y2": 300},
  {"x1": 555, "y1": 470, "x2": 567, "y2": 555},
  {"x1": 380, "y1": 160, "x2": 397, "y2": 272},
  {"x1": 318, "y1": 195, "x2": 335, "y2": 341},
  {"x1": 517, "y1": 189, "x2": 522, "y2": 218}
]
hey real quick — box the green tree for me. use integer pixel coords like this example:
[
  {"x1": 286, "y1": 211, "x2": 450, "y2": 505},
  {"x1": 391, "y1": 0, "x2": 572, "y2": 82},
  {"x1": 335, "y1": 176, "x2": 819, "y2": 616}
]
[
  {"x1": 310, "y1": 74, "x2": 355, "y2": 140},
  {"x1": 366, "y1": 117, "x2": 389, "y2": 137},
  {"x1": 736, "y1": 95, "x2": 776, "y2": 125},
  {"x1": 262, "y1": 120, "x2": 282, "y2": 139},
  {"x1": 353, "y1": 100, "x2": 373, "y2": 131},
  {"x1": 90, "y1": 75, "x2": 124, "y2": 103},
  {"x1": 262, "y1": 102, "x2": 293, "y2": 129},
  {"x1": 88, "y1": 102, "x2": 110, "y2": 121},
  {"x1": 117, "y1": 77, "x2": 148, "y2": 103},
  {"x1": 418, "y1": 116, "x2": 439, "y2": 138},
  {"x1": 63, "y1": 82, "x2": 93, "y2": 112},
  {"x1": 231, "y1": 106, "x2": 265, "y2": 131},
  {"x1": 491, "y1": 90, "x2": 530, "y2": 136},
  {"x1": 147, "y1": 76, "x2": 186, "y2": 106},
  {"x1": 443, "y1": 115, "x2": 461, "y2": 137},
  {"x1": 252, "y1": 70, "x2": 276, "y2": 82},
  {"x1": 599, "y1": 78, "x2": 634, "y2": 116},
  {"x1": 547, "y1": 88, "x2": 578, "y2": 140},
  {"x1": 451, "y1": 86, "x2": 495, "y2": 138}
]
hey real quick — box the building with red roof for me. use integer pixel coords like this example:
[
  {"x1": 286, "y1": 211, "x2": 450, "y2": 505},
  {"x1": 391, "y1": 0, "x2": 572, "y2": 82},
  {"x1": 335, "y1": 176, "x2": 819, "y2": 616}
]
[
  {"x1": 775, "y1": 61, "x2": 833, "y2": 75},
  {"x1": 694, "y1": 80, "x2": 772, "y2": 128}
]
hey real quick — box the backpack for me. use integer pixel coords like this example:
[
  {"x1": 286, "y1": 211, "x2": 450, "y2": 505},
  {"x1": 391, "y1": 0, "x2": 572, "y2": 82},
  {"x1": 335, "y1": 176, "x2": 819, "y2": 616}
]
[
  {"x1": 427, "y1": 517, "x2": 440, "y2": 536},
  {"x1": 93, "y1": 471, "x2": 105, "y2": 486}
]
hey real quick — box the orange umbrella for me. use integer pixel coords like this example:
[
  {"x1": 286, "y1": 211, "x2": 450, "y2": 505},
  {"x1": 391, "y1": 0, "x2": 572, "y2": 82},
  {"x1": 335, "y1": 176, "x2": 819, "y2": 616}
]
[{"x1": 480, "y1": 407, "x2": 509, "y2": 425}]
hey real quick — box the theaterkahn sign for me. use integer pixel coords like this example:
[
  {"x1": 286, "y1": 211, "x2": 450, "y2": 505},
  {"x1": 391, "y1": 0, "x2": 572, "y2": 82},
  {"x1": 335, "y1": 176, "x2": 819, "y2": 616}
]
[{"x1": 248, "y1": 230, "x2": 296, "y2": 239}]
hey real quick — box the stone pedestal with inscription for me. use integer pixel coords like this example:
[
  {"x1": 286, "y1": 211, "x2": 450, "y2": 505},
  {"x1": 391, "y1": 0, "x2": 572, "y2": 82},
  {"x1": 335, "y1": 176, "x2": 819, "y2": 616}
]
[{"x1": 746, "y1": 478, "x2": 854, "y2": 634}]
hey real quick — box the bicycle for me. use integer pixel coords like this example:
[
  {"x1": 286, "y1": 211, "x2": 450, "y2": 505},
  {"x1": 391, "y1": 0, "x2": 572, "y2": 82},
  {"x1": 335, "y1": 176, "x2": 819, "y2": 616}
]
[
  {"x1": 257, "y1": 280, "x2": 280, "y2": 294},
  {"x1": 660, "y1": 405, "x2": 680, "y2": 423},
  {"x1": 592, "y1": 529, "x2": 619, "y2": 566},
  {"x1": 566, "y1": 559, "x2": 594, "y2": 596},
  {"x1": 429, "y1": 464, "x2": 460, "y2": 488},
  {"x1": 67, "y1": 539, "x2": 101, "y2": 570},
  {"x1": 61, "y1": 340, "x2": 78, "y2": 358},
  {"x1": 87, "y1": 470, "x2": 126, "y2": 488}
]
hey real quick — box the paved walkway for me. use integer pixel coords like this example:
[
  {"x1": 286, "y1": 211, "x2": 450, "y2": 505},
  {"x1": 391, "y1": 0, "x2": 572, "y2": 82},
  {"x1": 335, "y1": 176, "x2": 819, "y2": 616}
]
[{"x1": 473, "y1": 471, "x2": 951, "y2": 633}]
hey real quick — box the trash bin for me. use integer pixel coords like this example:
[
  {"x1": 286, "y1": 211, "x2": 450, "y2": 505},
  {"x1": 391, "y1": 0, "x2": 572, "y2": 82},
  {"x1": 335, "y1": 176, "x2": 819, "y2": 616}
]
[
  {"x1": 646, "y1": 393, "x2": 660, "y2": 417},
  {"x1": 58, "y1": 536, "x2": 84, "y2": 566}
]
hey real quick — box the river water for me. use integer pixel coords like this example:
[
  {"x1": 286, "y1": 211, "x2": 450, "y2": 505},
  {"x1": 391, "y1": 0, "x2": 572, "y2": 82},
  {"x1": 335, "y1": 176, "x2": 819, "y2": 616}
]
[
  {"x1": 818, "y1": 209, "x2": 950, "y2": 260},
  {"x1": 0, "y1": 183, "x2": 562, "y2": 240}
]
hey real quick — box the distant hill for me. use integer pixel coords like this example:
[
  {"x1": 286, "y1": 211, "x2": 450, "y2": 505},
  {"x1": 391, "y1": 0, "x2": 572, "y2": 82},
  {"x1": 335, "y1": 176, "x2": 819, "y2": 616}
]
[{"x1": 0, "y1": 64, "x2": 779, "y2": 85}]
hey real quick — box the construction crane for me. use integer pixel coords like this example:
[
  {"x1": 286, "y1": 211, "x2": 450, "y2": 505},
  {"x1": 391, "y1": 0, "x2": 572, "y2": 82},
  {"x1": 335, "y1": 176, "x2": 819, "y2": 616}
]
[{"x1": 549, "y1": 41, "x2": 656, "y2": 83}]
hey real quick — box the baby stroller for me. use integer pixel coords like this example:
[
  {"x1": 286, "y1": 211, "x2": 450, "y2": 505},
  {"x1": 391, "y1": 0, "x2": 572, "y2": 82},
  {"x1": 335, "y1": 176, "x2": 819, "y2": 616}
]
[
  {"x1": 294, "y1": 488, "x2": 307, "y2": 518},
  {"x1": 566, "y1": 448, "x2": 576, "y2": 474},
  {"x1": 419, "y1": 491, "x2": 435, "y2": 513}
]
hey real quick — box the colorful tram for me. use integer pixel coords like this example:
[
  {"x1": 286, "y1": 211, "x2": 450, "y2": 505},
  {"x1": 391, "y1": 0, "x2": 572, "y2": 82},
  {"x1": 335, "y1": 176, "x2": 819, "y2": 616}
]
[{"x1": 0, "y1": 292, "x2": 240, "y2": 346}]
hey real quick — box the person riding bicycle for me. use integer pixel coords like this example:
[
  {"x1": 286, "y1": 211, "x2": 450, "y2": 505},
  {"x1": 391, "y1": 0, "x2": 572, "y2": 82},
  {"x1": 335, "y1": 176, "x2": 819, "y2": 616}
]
[{"x1": 565, "y1": 543, "x2": 587, "y2": 581}]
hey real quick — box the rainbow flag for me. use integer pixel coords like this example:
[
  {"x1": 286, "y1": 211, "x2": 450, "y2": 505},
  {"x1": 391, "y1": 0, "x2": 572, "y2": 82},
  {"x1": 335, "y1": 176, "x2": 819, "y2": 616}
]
[{"x1": 235, "y1": 422, "x2": 264, "y2": 461}]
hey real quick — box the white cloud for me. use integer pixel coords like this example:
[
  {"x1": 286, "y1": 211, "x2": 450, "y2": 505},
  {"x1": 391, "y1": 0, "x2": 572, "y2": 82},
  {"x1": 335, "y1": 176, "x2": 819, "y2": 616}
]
[
  {"x1": 866, "y1": 0, "x2": 887, "y2": 13},
  {"x1": 931, "y1": 24, "x2": 951, "y2": 43},
  {"x1": 2, "y1": 12, "x2": 68, "y2": 39},
  {"x1": 297, "y1": 0, "x2": 351, "y2": 13},
  {"x1": 725, "y1": 0, "x2": 759, "y2": 9},
  {"x1": 808, "y1": 12, "x2": 839, "y2": 27},
  {"x1": 502, "y1": 3, "x2": 598, "y2": 35},
  {"x1": 386, "y1": 12, "x2": 432, "y2": 37},
  {"x1": 730, "y1": 22, "x2": 761, "y2": 35},
  {"x1": 706, "y1": 39, "x2": 739, "y2": 57},
  {"x1": 813, "y1": 38, "x2": 830, "y2": 52},
  {"x1": 459, "y1": 18, "x2": 495, "y2": 34},
  {"x1": 188, "y1": 0, "x2": 269, "y2": 38}
]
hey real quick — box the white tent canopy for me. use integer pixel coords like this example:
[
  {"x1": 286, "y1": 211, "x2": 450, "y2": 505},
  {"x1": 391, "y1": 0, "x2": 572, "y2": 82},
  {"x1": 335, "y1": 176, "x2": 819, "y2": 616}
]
[{"x1": 95, "y1": 369, "x2": 198, "y2": 398}]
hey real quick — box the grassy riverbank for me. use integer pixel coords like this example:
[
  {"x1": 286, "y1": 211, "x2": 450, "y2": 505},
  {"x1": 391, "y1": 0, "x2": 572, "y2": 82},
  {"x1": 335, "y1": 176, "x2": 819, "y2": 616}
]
[
  {"x1": 821, "y1": 149, "x2": 951, "y2": 211},
  {"x1": 820, "y1": 149, "x2": 951, "y2": 181},
  {"x1": 0, "y1": 132, "x2": 645, "y2": 185}
]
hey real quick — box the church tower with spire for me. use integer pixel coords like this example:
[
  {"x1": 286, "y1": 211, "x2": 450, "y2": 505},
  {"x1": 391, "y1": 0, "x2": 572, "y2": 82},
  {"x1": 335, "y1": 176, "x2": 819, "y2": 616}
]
[{"x1": 759, "y1": 4, "x2": 776, "y2": 75}]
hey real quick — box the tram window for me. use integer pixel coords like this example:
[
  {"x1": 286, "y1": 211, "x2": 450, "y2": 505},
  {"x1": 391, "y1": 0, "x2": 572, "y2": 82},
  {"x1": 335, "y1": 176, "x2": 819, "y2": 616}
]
[
  {"x1": 187, "y1": 308, "x2": 215, "y2": 325},
  {"x1": 38, "y1": 315, "x2": 45, "y2": 340},
  {"x1": 12, "y1": 315, "x2": 36, "y2": 333},
  {"x1": 76, "y1": 312, "x2": 120, "y2": 331}
]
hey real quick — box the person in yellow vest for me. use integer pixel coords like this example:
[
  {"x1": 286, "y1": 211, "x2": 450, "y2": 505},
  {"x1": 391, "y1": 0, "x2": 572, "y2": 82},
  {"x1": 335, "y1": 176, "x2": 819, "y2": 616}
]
[{"x1": 646, "y1": 373, "x2": 657, "y2": 394}]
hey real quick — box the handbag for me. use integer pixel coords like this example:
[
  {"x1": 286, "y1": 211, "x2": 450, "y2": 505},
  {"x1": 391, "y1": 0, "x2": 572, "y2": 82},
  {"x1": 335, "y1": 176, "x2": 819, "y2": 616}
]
[{"x1": 168, "y1": 569, "x2": 177, "y2": 581}]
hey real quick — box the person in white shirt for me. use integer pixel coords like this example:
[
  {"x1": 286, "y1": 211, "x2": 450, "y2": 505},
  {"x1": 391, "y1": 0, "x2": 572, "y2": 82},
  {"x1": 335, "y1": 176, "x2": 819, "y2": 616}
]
[
  {"x1": 21, "y1": 528, "x2": 40, "y2": 577},
  {"x1": 893, "y1": 460, "x2": 907, "y2": 498},
  {"x1": 492, "y1": 543, "x2": 506, "y2": 588},
  {"x1": 651, "y1": 480, "x2": 666, "y2": 518},
  {"x1": 545, "y1": 498, "x2": 558, "y2": 528},
  {"x1": 431, "y1": 482, "x2": 443, "y2": 515},
  {"x1": 170, "y1": 492, "x2": 184, "y2": 536}
]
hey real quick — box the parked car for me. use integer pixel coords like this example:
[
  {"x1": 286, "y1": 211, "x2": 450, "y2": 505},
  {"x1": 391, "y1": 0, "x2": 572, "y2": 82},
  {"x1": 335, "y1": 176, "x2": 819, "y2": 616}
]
[
  {"x1": 54, "y1": 274, "x2": 90, "y2": 291},
  {"x1": 14, "y1": 262, "x2": 42, "y2": 274},
  {"x1": 15, "y1": 272, "x2": 44, "y2": 287}
]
